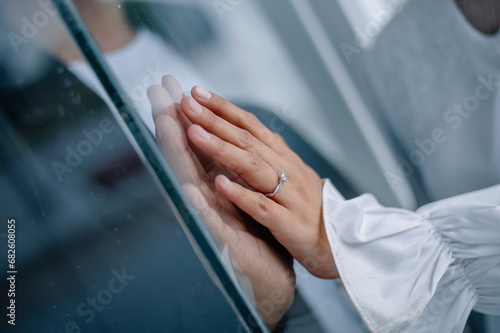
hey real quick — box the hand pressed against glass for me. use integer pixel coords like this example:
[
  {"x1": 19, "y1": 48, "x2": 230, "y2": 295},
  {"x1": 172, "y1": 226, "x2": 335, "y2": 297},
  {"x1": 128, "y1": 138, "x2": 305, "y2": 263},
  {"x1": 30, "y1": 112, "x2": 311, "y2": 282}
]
[
  {"x1": 148, "y1": 76, "x2": 295, "y2": 331},
  {"x1": 180, "y1": 84, "x2": 339, "y2": 280}
]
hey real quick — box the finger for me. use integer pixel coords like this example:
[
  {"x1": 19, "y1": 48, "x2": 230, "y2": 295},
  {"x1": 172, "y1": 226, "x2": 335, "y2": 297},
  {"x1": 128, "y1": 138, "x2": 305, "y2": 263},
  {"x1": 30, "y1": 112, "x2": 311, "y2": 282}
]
[
  {"x1": 184, "y1": 184, "x2": 259, "y2": 277},
  {"x1": 197, "y1": 182, "x2": 244, "y2": 230},
  {"x1": 159, "y1": 75, "x2": 214, "y2": 166},
  {"x1": 161, "y1": 75, "x2": 193, "y2": 133},
  {"x1": 147, "y1": 81, "x2": 246, "y2": 188},
  {"x1": 148, "y1": 80, "x2": 214, "y2": 179},
  {"x1": 180, "y1": 96, "x2": 285, "y2": 169},
  {"x1": 191, "y1": 86, "x2": 290, "y2": 155},
  {"x1": 148, "y1": 85, "x2": 177, "y2": 119},
  {"x1": 183, "y1": 183, "x2": 228, "y2": 246},
  {"x1": 155, "y1": 115, "x2": 205, "y2": 185},
  {"x1": 162, "y1": 75, "x2": 184, "y2": 103},
  {"x1": 188, "y1": 124, "x2": 286, "y2": 199},
  {"x1": 214, "y1": 174, "x2": 289, "y2": 233}
]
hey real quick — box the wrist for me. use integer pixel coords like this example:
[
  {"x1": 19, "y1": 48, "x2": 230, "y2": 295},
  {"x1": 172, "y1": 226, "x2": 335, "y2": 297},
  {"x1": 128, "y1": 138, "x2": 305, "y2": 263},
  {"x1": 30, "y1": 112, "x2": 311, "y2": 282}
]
[{"x1": 300, "y1": 182, "x2": 340, "y2": 279}]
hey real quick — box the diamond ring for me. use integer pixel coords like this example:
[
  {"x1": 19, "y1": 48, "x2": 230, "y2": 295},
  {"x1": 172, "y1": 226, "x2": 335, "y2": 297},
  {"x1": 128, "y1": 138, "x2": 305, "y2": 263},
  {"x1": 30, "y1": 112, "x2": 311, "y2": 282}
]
[{"x1": 264, "y1": 171, "x2": 288, "y2": 198}]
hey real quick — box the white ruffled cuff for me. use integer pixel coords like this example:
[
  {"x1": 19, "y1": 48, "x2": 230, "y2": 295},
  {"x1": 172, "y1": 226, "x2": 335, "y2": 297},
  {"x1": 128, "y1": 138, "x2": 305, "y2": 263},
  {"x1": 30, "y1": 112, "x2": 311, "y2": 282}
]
[{"x1": 322, "y1": 180, "x2": 500, "y2": 333}]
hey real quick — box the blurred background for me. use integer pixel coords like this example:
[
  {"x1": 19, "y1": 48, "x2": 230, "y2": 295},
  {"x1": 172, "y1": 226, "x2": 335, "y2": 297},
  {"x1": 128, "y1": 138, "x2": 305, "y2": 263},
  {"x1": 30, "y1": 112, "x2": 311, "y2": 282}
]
[
  {"x1": 0, "y1": 0, "x2": 438, "y2": 332},
  {"x1": 1, "y1": 0, "x2": 498, "y2": 332}
]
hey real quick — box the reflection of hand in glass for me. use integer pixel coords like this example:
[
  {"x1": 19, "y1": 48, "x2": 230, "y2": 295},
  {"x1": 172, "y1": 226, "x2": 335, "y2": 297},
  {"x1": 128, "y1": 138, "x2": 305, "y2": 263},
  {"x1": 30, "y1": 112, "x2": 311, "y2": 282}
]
[
  {"x1": 148, "y1": 76, "x2": 295, "y2": 331},
  {"x1": 174, "y1": 84, "x2": 340, "y2": 281}
]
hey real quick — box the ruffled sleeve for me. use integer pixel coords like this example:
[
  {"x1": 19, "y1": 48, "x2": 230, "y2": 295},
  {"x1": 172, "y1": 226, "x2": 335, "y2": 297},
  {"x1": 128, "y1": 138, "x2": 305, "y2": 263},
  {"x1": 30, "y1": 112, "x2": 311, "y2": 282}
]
[{"x1": 322, "y1": 179, "x2": 500, "y2": 333}]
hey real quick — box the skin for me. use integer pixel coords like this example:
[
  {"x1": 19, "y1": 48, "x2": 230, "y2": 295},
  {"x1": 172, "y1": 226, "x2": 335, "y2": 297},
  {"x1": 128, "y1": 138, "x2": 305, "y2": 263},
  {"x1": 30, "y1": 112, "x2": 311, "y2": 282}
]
[
  {"x1": 148, "y1": 77, "x2": 296, "y2": 331},
  {"x1": 56, "y1": 0, "x2": 136, "y2": 64},
  {"x1": 5, "y1": 0, "x2": 495, "y2": 328},
  {"x1": 150, "y1": 3, "x2": 499, "y2": 324},
  {"x1": 177, "y1": 86, "x2": 339, "y2": 280}
]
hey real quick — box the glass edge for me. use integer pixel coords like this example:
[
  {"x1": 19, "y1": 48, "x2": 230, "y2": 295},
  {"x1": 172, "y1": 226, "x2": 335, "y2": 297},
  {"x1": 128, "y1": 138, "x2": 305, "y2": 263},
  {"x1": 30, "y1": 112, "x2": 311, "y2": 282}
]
[{"x1": 51, "y1": 1, "x2": 268, "y2": 332}]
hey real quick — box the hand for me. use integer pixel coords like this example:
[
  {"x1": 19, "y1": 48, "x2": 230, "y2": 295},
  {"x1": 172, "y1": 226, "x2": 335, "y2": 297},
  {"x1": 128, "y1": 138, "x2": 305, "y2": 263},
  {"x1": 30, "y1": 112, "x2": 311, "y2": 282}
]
[
  {"x1": 148, "y1": 76, "x2": 295, "y2": 330},
  {"x1": 178, "y1": 85, "x2": 340, "y2": 280}
]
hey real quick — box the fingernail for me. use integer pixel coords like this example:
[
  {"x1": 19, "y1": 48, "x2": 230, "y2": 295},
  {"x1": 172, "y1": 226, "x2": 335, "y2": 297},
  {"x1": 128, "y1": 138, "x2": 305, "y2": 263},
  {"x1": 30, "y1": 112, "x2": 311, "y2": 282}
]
[
  {"x1": 194, "y1": 125, "x2": 211, "y2": 141},
  {"x1": 194, "y1": 86, "x2": 212, "y2": 101},
  {"x1": 162, "y1": 75, "x2": 184, "y2": 103},
  {"x1": 147, "y1": 85, "x2": 174, "y2": 117},
  {"x1": 220, "y1": 175, "x2": 233, "y2": 188},
  {"x1": 187, "y1": 97, "x2": 203, "y2": 114}
]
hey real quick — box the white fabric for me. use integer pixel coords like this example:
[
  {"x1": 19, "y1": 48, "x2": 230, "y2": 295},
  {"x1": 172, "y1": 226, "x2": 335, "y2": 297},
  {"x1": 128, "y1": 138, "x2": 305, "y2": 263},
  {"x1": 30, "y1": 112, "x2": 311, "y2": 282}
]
[
  {"x1": 306, "y1": 0, "x2": 498, "y2": 331},
  {"x1": 363, "y1": 0, "x2": 500, "y2": 202},
  {"x1": 325, "y1": 2, "x2": 500, "y2": 330},
  {"x1": 68, "y1": 29, "x2": 207, "y2": 134},
  {"x1": 322, "y1": 179, "x2": 500, "y2": 332}
]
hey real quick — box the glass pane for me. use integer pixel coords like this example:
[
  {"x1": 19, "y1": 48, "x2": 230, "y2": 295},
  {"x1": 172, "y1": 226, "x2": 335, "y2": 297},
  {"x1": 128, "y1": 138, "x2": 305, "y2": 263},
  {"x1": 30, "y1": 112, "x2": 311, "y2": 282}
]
[
  {"x1": 56, "y1": 1, "x2": 270, "y2": 332},
  {"x1": 65, "y1": 1, "x2": 373, "y2": 332},
  {"x1": 0, "y1": 1, "x2": 252, "y2": 332},
  {"x1": 51, "y1": 1, "x2": 500, "y2": 333}
]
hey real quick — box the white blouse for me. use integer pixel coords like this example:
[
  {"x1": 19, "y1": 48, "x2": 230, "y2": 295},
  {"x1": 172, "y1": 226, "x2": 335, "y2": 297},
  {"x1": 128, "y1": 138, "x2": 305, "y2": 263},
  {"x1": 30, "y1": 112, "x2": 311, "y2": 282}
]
[
  {"x1": 362, "y1": 0, "x2": 500, "y2": 202},
  {"x1": 68, "y1": 29, "x2": 208, "y2": 134},
  {"x1": 322, "y1": 179, "x2": 500, "y2": 332},
  {"x1": 326, "y1": 1, "x2": 500, "y2": 331}
]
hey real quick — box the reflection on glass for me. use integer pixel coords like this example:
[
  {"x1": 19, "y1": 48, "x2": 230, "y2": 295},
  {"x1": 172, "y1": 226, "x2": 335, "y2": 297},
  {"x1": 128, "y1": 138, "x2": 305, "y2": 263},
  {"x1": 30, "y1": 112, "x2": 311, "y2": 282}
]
[
  {"x1": 66, "y1": 1, "x2": 363, "y2": 332},
  {"x1": 61, "y1": 0, "x2": 272, "y2": 331},
  {"x1": 0, "y1": 0, "x2": 250, "y2": 332}
]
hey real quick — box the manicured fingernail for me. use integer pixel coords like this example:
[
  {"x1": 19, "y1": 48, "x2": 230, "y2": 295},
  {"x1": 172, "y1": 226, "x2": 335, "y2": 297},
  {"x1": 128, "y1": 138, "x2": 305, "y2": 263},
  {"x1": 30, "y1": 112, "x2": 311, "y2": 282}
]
[
  {"x1": 194, "y1": 86, "x2": 212, "y2": 101},
  {"x1": 220, "y1": 175, "x2": 233, "y2": 188},
  {"x1": 187, "y1": 97, "x2": 203, "y2": 114},
  {"x1": 194, "y1": 125, "x2": 211, "y2": 141}
]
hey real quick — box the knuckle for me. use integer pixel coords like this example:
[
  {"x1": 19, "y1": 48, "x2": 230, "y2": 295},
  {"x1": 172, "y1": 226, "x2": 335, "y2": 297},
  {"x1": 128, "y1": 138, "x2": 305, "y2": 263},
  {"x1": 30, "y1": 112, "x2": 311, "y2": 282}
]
[
  {"x1": 245, "y1": 112, "x2": 261, "y2": 128},
  {"x1": 215, "y1": 138, "x2": 226, "y2": 152},
  {"x1": 247, "y1": 153, "x2": 263, "y2": 169},
  {"x1": 239, "y1": 129, "x2": 255, "y2": 149},
  {"x1": 226, "y1": 159, "x2": 242, "y2": 174},
  {"x1": 260, "y1": 130, "x2": 275, "y2": 144},
  {"x1": 274, "y1": 132, "x2": 284, "y2": 141},
  {"x1": 274, "y1": 132, "x2": 286, "y2": 145},
  {"x1": 206, "y1": 111, "x2": 218, "y2": 128},
  {"x1": 213, "y1": 95, "x2": 228, "y2": 110}
]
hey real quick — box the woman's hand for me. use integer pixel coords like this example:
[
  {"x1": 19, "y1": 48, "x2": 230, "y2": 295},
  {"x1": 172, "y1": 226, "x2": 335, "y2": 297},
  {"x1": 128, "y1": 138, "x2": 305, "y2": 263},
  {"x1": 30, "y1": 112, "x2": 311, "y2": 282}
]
[
  {"x1": 179, "y1": 85, "x2": 339, "y2": 280},
  {"x1": 148, "y1": 76, "x2": 295, "y2": 330}
]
